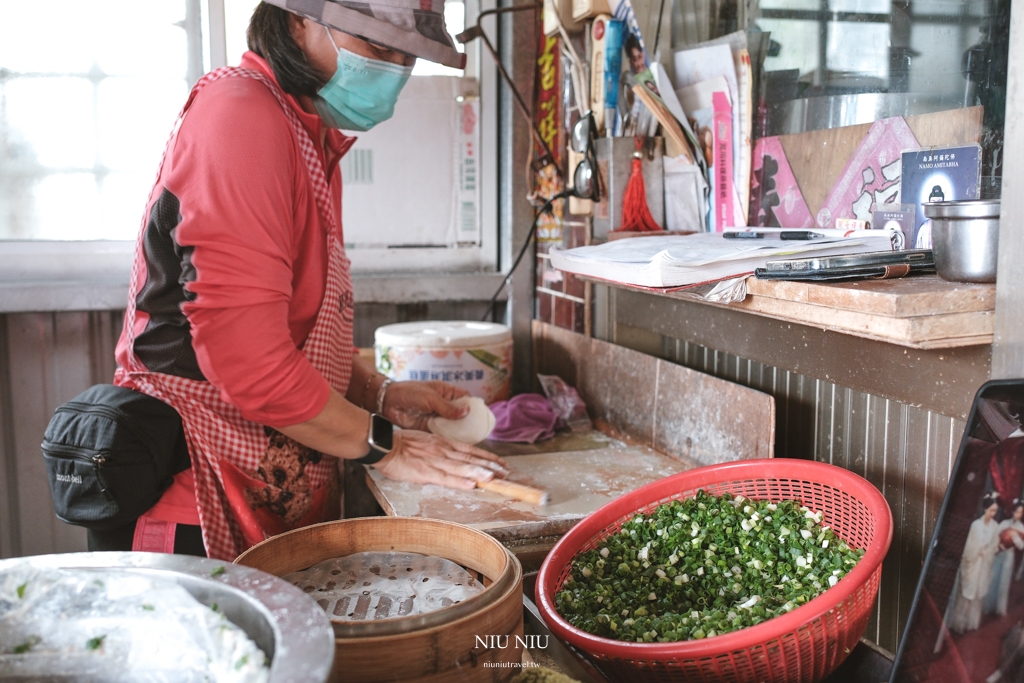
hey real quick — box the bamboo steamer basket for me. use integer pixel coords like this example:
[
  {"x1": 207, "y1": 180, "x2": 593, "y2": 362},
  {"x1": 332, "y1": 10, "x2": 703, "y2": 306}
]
[{"x1": 235, "y1": 517, "x2": 524, "y2": 683}]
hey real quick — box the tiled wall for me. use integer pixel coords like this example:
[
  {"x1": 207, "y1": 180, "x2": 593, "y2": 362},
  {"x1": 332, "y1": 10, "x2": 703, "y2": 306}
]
[{"x1": 535, "y1": 217, "x2": 589, "y2": 334}]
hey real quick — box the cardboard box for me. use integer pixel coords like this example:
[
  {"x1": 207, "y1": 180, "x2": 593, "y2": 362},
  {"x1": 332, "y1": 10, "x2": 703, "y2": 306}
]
[
  {"x1": 544, "y1": 0, "x2": 583, "y2": 35},
  {"x1": 572, "y1": 0, "x2": 611, "y2": 21}
]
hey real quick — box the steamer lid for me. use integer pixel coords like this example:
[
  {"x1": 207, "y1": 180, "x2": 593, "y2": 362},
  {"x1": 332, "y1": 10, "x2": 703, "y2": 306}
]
[{"x1": 374, "y1": 320, "x2": 512, "y2": 348}]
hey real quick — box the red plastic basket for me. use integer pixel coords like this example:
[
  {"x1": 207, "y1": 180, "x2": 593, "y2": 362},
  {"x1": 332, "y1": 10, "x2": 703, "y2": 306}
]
[{"x1": 536, "y1": 458, "x2": 893, "y2": 683}]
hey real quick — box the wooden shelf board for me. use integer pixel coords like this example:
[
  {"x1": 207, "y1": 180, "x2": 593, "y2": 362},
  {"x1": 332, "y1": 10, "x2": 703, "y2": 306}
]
[
  {"x1": 732, "y1": 293, "x2": 993, "y2": 348},
  {"x1": 580, "y1": 274, "x2": 995, "y2": 349},
  {"x1": 745, "y1": 274, "x2": 995, "y2": 317}
]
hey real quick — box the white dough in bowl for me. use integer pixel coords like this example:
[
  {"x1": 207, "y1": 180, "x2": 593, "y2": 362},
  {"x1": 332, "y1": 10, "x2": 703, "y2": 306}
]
[{"x1": 427, "y1": 396, "x2": 496, "y2": 444}]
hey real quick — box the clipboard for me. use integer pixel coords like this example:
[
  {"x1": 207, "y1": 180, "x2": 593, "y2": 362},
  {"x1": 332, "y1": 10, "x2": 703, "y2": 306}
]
[{"x1": 754, "y1": 249, "x2": 935, "y2": 282}]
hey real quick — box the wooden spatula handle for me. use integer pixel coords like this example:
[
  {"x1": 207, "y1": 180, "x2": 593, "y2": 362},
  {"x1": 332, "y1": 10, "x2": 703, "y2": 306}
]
[{"x1": 477, "y1": 479, "x2": 550, "y2": 506}]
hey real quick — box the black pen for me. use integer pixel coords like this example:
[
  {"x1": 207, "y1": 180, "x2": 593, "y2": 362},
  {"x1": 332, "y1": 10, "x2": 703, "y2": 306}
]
[
  {"x1": 723, "y1": 231, "x2": 826, "y2": 240},
  {"x1": 779, "y1": 231, "x2": 826, "y2": 240}
]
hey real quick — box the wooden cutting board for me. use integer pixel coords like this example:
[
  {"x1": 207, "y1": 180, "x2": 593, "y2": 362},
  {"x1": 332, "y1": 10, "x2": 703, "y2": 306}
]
[
  {"x1": 736, "y1": 274, "x2": 995, "y2": 348},
  {"x1": 364, "y1": 446, "x2": 693, "y2": 542},
  {"x1": 733, "y1": 296, "x2": 992, "y2": 348},
  {"x1": 745, "y1": 274, "x2": 995, "y2": 316},
  {"x1": 596, "y1": 275, "x2": 994, "y2": 349}
]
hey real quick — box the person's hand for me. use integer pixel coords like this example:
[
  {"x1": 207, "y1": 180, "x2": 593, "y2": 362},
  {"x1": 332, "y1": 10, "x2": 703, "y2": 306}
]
[
  {"x1": 381, "y1": 381, "x2": 470, "y2": 430},
  {"x1": 372, "y1": 430, "x2": 508, "y2": 490}
]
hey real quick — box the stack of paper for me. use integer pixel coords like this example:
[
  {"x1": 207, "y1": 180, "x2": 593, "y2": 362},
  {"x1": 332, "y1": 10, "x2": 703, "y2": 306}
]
[
  {"x1": 549, "y1": 231, "x2": 895, "y2": 288},
  {"x1": 672, "y1": 31, "x2": 753, "y2": 230}
]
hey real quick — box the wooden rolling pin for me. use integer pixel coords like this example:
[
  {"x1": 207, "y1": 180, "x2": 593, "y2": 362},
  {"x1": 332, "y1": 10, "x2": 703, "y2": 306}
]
[{"x1": 477, "y1": 479, "x2": 550, "y2": 506}]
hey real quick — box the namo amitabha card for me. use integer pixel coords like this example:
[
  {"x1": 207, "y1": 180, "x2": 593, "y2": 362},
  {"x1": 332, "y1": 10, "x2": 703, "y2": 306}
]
[
  {"x1": 872, "y1": 203, "x2": 915, "y2": 250},
  {"x1": 901, "y1": 144, "x2": 982, "y2": 247}
]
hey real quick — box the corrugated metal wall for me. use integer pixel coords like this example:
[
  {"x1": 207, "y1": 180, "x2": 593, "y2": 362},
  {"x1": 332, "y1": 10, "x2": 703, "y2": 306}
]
[{"x1": 613, "y1": 323, "x2": 964, "y2": 654}]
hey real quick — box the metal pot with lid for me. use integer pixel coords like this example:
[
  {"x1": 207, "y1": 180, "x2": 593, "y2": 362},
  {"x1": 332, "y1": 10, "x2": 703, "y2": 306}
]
[{"x1": 921, "y1": 199, "x2": 1000, "y2": 283}]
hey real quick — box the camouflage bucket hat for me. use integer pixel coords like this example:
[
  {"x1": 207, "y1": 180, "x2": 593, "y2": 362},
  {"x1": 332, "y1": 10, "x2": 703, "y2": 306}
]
[{"x1": 262, "y1": 0, "x2": 466, "y2": 69}]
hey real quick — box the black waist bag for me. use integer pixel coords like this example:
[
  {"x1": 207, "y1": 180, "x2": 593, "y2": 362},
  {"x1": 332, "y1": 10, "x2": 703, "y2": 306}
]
[{"x1": 42, "y1": 385, "x2": 190, "y2": 530}]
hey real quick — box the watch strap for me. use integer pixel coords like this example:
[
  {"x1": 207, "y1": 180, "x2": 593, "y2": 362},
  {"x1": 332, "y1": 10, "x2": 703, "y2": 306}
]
[
  {"x1": 355, "y1": 413, "x2": 393, "y2": 465},
  {"x1": 354, "y1": 448, "x2": 387, "y2": 465}
]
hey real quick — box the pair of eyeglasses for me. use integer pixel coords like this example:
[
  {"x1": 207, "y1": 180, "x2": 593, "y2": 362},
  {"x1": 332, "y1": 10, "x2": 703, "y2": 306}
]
[{"x1": 570, "y1": 112, "x2": 600, "y2": 201}]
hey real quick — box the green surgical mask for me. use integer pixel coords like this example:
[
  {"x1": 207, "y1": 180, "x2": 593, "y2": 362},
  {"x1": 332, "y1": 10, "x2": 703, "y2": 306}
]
[{"x1": 314, "y1": 27, "x2": 412, "y2": 131}]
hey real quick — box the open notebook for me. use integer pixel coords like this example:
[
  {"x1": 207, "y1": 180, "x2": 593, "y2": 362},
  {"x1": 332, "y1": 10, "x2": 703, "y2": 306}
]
[{"x1": 548, "y1": 230, "x2": 896, "y2": 288}]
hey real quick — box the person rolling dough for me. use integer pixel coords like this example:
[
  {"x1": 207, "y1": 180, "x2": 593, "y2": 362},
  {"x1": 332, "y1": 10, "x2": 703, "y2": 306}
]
[{"x1": 100, "y1": 0, "x2": 507, "y2": 560}]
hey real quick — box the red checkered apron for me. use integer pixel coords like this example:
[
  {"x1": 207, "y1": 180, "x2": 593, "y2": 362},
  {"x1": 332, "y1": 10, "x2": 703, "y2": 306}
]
[{"x1": 115, "y1": 67, "x2": 354, "y2": 560}]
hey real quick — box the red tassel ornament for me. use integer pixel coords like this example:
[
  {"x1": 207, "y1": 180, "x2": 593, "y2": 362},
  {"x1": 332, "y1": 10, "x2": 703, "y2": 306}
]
[{"x1": 619, "y1": 138, "x2": 661, "y2": 232}]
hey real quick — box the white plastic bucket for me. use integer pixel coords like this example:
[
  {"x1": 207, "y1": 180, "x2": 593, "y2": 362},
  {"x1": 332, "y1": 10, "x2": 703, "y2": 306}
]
[{"x1": 374, "y1": 321, "x2": 513, "y2": 404}]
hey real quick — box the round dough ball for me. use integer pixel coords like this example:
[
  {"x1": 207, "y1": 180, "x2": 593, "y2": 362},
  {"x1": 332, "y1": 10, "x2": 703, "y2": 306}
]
[{"x1": 428, "y1": 396, "x2": 496, "y2": 444}]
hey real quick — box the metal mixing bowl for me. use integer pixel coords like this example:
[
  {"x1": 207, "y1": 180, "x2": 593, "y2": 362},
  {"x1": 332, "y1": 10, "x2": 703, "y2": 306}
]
[
  {"x1": 0, "y1": 552, "x2": 334, "y2": 682},
  {"x1": 921, "y1": 199, "x2": 1000, "y2": 283}
]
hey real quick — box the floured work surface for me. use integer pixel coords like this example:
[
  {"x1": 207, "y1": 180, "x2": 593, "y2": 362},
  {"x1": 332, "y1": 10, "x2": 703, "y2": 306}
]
[
  {"x1": 365, "y1": 445, "x2": 693, "y2": 542},
  {"x1": 480, "y1": 428, "x2": 623, "y2": 457}
]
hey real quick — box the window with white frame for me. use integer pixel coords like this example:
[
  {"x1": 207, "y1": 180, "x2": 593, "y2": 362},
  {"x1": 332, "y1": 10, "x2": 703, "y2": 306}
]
[
  {"x1": 0, "y1": 1, "x2": 200, "y2": 241},
  {"x1": 1, "y1": 0, "x2": 492, "y2": 275}
]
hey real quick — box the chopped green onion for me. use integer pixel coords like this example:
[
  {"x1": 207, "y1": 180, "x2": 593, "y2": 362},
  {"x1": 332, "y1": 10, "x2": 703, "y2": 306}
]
[
  {"x1": 12, "y1": 636, "x2": 40, "y2": 654},
  {"x1": 555, "y1": 491, "x2": 863, "y2": 642}
]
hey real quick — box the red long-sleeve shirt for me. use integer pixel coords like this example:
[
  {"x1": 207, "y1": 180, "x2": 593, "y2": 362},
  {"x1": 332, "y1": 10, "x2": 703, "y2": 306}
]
[{"x1": 116, "y1": 52, "x2": 354, "y2": 428}]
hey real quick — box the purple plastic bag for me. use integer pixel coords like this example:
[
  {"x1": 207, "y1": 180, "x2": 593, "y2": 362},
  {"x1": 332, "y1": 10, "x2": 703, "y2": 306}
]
[
  {"x1": 537, "y1": 374, "x2": 592, "y2": 431},
  {"x1": 487, "y1": 394, "x2": 560, "y2": 443}
]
